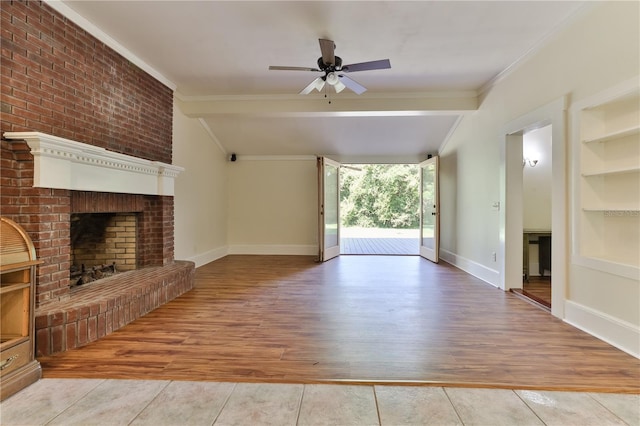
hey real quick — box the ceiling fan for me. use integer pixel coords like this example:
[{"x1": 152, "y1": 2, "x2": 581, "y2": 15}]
[{"x1": 269, "y1": 38, "x2": 391, "y2": 95}]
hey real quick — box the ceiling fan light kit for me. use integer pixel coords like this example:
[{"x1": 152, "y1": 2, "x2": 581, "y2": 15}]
[{"x1": 269, "y1": 38, "x2": 391, "y2": 95}]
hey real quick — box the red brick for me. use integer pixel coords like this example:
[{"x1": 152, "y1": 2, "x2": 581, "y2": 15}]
[
  {"x1": 97, "y1": 313, "x2": 106, "y2": 338},
  {"x1": 65, "y1": 322, "x2": 76, "y2": 351},
  {"x1": 77, "y1": 318, "x2": 88, "y2": 345},
  {"x1": 2, "y1": 1, "x2": 176, "y2": 310},
  {"x1": 51, "y1": 325, "x2": 64, "y2": 353},
  {"x1": 35, "y1": 327, "x2": 50, "y2": 357},
  {"x1": 87, "y1": 316, "x2": 97, "y2": 342}
]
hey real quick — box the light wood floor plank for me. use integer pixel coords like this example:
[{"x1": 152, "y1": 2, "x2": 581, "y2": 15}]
[{"x1": 37, "y1": 255, "x2": 640, "y2": 393}]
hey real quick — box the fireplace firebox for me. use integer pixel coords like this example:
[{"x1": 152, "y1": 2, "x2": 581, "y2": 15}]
[{"x1": 70, "y1": 212, "x2": 138, "y2": 287}]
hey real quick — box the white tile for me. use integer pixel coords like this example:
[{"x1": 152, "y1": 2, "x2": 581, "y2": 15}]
[
  {"x1": 590, "y1": 392, "x2": 640, "y2": 426},
  {"x1": 445, "y1": 388, "x2": 544, "y2": 426},
  {"x1": 298, "y1": 384, "x2": 379, "y2": 426},
  {"x1": 517, "y1": 390, "x2": 629, "y2": 426},
  {"x1": 375, "y1": 386, "x2": 462, "y2": 425},
  {"x1": 214, "y1": 383, "x2": 303, "y2": 426},
  {"x1": 130, "y1": 381, "x2": 235, "y2": 426},
  {"x1": 47, "y1": 379, "x2": 169, "y2": 425},
  {"x1": 0, "y1": 378, "x2": 103, "y2": 426}
]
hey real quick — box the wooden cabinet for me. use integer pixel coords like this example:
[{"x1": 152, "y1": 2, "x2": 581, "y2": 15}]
[
  {"x1": 571, "y1": 78, "x2": 640, "y2": 278},
  {"x1": 1, "y1": 217, "x2": 42, "y2": 401}
]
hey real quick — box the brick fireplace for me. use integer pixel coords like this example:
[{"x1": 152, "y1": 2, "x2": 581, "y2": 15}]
[
  {"x1": 1, "y1": 133, "x2": 193, "y2": 356},
  {"x1": 1, "y1": 1, "x2": 194, "y2": 356}
]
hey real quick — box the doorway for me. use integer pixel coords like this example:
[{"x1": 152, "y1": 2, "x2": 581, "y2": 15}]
[
  {"x1": 520, "y1": 125, "x2": 552, "y2": 309},
  {"x1": 500, "y1": 96, "x2": 567, "y2": 319},
  {"x1": 339, "y1": 164, "x2": 420, "y2": 255}
]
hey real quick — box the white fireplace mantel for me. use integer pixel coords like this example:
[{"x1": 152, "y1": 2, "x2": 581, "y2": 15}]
[{"x1": 3, "y1": 132, "x2": 184, "y2": 196}]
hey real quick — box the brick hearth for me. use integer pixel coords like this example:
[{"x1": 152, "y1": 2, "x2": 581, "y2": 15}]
[{"x1": 35, "y1": 261, "x2": 194, "y2": 357}]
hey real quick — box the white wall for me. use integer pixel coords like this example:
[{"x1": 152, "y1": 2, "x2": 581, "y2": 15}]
[
  {"x1": 439, "y1": 2, "x2": 639, "y2": 354},
  {"x1": 173, "y1": 101, "x2": 229, "y2": 266},
  {"x1": 523, "y1": 125, "x2": 552, "y2": 231},
  {"x1": 227, "y1": 158, "x2": 318, "y2": 255}
]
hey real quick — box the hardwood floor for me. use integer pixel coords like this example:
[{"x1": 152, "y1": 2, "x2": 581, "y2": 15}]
[
  {"x1": 37, "y1": 256, "x2": 640, "y2": 393},
  {"x1": 523, "y1": 276, "x2": 552, "y2": 308}
]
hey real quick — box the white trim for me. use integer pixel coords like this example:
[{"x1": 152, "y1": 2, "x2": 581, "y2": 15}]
[
  {"x1": 573, "y1": 255, "x2": 640, "y2": 282},
  {"x1": 569, "y1": 76, "x2": 640, "y2": 112},
  {"x1": 3, "y1": 132, "x2": 184, "y2": 196},
  {"x1": 198, "y1": 119, "x2": 227, "y2": 156},
  {"x1": 227, "y1": 245, "x2": 318, "y2": 256},
  {"x1": 437, "y1": 115, "x2": 464, "y2": 154},
  {"x1": 183, "y1": 247, "x2": 228, "y2": 268},
  {"x1": 43, "y1": 0, "x2": 176, "y2": 91},
  {"x1": 440, "y1": 249, "x2": 500, "y2": 288},
  {"x1": 235, "y1": 155, "x2": 317, "y2": 162},
  {"x1": 564, "y1": 300, "x2": 640, "y2": 359},
  {"x1": 176, "y1": 90, "x2": 478, "y2": 103},
  {"x1": 500, "y1": 96, "x2": 568, "y2": 319},
  {"x1": 330, "y1": 155, "x2": 425, "y2": 165}
]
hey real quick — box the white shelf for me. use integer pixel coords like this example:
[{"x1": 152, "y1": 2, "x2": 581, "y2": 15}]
[
  {"x1": 582, "y1": 125, "x2": 640, "y2": 144},
  {"x1": 572, "y1": 78, "x2": 640, "y2": 274},
  {"x1": 582, "y1": 208, "x2": 640, "y2": 213},
  {"x1": 582, "y1": 166, "x2": 640, "y2": 177}
]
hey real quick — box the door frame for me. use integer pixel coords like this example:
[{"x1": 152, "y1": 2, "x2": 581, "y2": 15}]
[
  {"x1": 318, "y1": 157, "x2": 341, "y2": 262},
  {"x1": 419, "y1": 156, "x2": 439, "y2": 263},
  {"x1": 500, "y1": 96, "x2": 567, "y2": 319}
]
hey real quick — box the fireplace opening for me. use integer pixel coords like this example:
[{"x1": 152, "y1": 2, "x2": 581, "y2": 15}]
[{"x1": 70, "y1": 212, "x2": 138, "y2": 287}]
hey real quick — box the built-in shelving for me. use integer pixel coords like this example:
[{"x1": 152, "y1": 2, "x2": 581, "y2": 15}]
[{"x1": 571, "y1": 79, "x2": 640, "y2": 277}]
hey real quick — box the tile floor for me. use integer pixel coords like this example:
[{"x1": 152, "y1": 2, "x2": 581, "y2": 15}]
[{"x1": 1, "y1": 379, "x2": 638, "y2": 425}]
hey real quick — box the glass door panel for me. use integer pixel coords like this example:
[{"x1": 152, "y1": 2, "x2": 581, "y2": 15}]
[
  {"x1": 420, "y1": 157, "x2": 439, "y2": 263},
  {"x1": 319, "y1": 157, "x2": 341, "y2": 261}
]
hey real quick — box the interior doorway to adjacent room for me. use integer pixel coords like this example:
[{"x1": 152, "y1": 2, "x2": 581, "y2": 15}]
[{"x1": 521, "y1": 125, "x2": 553, "y2": 309}]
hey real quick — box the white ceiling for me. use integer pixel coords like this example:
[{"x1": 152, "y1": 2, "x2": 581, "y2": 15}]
[{"x1": 58, "y1": 1, "x2": 587, "y2": 162}]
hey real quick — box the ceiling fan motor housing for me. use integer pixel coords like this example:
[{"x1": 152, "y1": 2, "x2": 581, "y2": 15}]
[{"x1": 318, "y1": 56, "x2": 342, "y2": 71}]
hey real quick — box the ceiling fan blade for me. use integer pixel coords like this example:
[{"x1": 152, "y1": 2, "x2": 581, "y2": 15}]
[
  {"x1": 338, "y1": 75, "x2": 367, "y2": 95},
  {"x1": 300, "y1": 77, "x2": 325, "y2": 95},
  {"x1": 269, "y1": 66, "x2": 321, "y2": 72},
  {"x1": 341, "y1": 59, "x2": 391, "y2": 73},
  {"x1": 318, "y1": 38, "x2": 335, "y2": 66}
]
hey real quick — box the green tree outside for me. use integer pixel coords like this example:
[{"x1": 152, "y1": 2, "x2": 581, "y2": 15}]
[{"x1": 340, "y1": 164, "x2": 420, "y2": 229}]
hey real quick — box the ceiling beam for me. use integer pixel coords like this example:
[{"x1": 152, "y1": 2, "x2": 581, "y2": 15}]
[{"x1": 176, "y1": 92, "x2": 478, "y2": 118}]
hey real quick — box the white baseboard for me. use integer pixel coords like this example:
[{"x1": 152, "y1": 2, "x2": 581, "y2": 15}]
[
  {"x1": 440, "y1": 248, "x2": 500, "y2": 288},
  {"x1": 564, "y1": 300, "x2": 640, "y2": 359},
  {"x1": 228, "y1": 244, "x2": 318, "y2": 256},
  {"x1": 184, "y1": 246, "x2": 228, "y2": 268}
]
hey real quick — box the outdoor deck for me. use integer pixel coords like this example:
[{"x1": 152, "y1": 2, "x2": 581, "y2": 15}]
[
  {"x1": 341, "y1": 237, "x2": 419, "y2": 255},
  {"x1": 340, "y1": 227, "x2": 419, "y2": 255}
]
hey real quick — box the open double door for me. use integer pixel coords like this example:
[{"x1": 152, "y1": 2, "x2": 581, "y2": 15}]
[{"x1": 318, "y1": 156, "x2": 439, "y2": 263}]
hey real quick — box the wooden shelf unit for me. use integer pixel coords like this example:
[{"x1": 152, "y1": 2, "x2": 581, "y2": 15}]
[
  {"x1": 0, "y1": 217, "x2": 42, "y2": 401},
  {"x1": 571, "y1": 79, "x2": 640, "y2": 277}
]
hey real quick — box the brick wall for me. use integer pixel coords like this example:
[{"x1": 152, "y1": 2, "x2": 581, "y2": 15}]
[
  {"x1": 0, "y1": 1, "x2": 177, "y2": 307},
  {"x1": 1, "y1": 140, "x2": 71, "y2": 304},
  {"x1": 0, "y1": 0, "x2": 173, "y2": 162}
]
